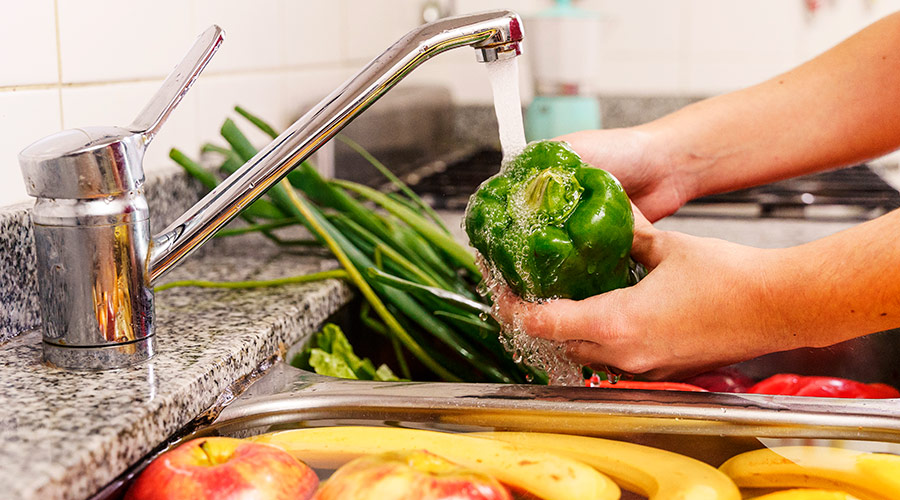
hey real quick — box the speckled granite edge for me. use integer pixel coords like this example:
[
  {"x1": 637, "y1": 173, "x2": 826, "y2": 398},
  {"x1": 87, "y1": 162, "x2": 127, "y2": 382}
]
[
  {"x1": 0, "y1": 203, "x2": 38, "y2": 342},
  {"x1": 0, "y1": 236, "x2": 351, "y2": 500}
]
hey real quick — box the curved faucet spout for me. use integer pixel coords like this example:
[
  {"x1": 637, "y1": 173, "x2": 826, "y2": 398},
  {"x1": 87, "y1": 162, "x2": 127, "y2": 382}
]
[{"x1": 149, "y1": 10, "x2": 523, "y2": 282}]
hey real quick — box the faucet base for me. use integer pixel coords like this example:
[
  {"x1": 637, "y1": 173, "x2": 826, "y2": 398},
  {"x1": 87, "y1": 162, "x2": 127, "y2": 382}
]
[{"x1": 43, "y1": 335, "x2": 156, "y2": 370}]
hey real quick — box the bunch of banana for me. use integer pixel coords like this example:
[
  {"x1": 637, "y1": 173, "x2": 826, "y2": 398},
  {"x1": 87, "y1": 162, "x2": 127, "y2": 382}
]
[
  {"x1": 719, "y1": 446, "x2": 900, "y2": 500},
  {"x1": 253, "y1": 426, "x2": 744, "y2": 500},
  {"x1": 251, "y1": 426, "x2": 618, "y2": 500}
]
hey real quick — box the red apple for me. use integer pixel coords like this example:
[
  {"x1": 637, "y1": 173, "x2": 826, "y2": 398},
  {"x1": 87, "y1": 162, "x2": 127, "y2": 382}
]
[
  {"x1": 313, "y1": 450, "x2": 512, "y2": 500},
  {"x1": 125, "y1": 437, "x2": 318, "y2": 500}
]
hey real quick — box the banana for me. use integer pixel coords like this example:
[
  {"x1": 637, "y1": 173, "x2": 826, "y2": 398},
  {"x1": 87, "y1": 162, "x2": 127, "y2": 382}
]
[
  {"x1": 719, "y1": 446, "x2": 900, "y2": 500},
  {"x1": 855, "y1": 453, "x2": 900, "y2": 491},
  {"x1": 251, "y1": 426, "x2": 619, "y2": 500},
  {"x1": 473, "y1": 431, "x2": 740, "y2": 500},
  {"x1": 747, "y1": 489, "x2": 861, "y2": 500}
]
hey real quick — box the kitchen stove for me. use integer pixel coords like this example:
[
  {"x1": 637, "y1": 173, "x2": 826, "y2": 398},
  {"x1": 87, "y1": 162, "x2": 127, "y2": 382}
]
[
  {"x1": 686, "y1": 163, "x2": 900, "y2": 220},
  {"x1": 387, "y1": 146, "x2": 900, "y2": 221}
]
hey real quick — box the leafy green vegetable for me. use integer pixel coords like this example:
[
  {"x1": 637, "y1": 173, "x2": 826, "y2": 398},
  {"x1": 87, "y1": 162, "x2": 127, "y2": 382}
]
[{"x1": 292, "y1": 323, "x2": 402, "y2": 381}]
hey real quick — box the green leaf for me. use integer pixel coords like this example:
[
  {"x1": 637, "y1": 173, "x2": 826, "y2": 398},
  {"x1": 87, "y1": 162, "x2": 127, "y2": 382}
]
[
  {"x1": 308, "y1": 348, "x2": 357, "y2": 379},
  {"x1": 298, "y1": 323, "x2": 405, "y2": 381},
  {"x1": 374, "y1": 364, "x2": 401, "y2": 381}
]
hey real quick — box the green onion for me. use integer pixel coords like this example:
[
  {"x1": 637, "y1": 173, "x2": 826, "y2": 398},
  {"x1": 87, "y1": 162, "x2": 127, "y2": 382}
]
[
  {"x1": 367, "y1": 267, "x2": 490, "y2": 315},
  {"x1": 155, "y1": 269, "x2": 347, "y2": 292},
  {"x1": 433, "y1": 311, "x2": 498, "y2": 333},
  {"x1": 338, "y1": 134, "x2": 450, "y2": 234},
  {"x1": 236, "y1": 105, "x2": 279, "y2": 139},
  {"x1": 332, "y1": 179, "x2": 479, "y2": 276},
  {"x1": 331, "y1": 214, "x2": 450, "y2": 290},
  {"x1": 213, "y1": 218, "x2": 301, "y2": 238},
  {"x1": 169, "y1": 148, "x2": 286, "y2": 223},
  {"x1": 169, "y1": 148, "x2": 218, "y2": 190}
]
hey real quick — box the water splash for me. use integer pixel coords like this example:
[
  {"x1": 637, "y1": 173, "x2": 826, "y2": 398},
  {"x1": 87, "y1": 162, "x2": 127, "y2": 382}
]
[{"x1": 476, "y1": 253, "x2": 583, "y2": 386}]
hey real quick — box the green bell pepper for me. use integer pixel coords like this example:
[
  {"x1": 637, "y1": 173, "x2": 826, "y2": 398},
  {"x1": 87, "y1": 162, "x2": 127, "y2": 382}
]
[{"x1": 464, "y1": 140, "x2": 639, "y2": 301}]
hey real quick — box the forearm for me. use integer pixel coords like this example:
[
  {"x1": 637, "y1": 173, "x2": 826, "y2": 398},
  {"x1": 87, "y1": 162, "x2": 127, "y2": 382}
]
[
  {"x1": 641, "y1": 12, "x2": 900, "y2": 200},
  {"x1": 766, "y1": 209, "x2": 900, "y2": 349}
]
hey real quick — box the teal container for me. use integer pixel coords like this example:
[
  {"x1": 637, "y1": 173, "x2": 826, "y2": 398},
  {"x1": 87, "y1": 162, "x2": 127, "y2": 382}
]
[{"x1": 525, "y1": 95, "x2": 601, "y2": 141}]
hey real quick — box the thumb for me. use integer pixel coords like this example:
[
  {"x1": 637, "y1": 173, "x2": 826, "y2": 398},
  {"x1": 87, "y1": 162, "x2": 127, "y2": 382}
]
[
  {"x1": 494, "y1": 288, "x2": 617, "y2": 344},
  {"x1": 629, "y1": 203, "x2": 666, "y2": 270}
]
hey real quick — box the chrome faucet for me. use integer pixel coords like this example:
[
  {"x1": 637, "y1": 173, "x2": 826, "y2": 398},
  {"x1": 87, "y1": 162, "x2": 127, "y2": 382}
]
[{"x1": 18, "y1": 11, "x2": 523, "y2": 370}]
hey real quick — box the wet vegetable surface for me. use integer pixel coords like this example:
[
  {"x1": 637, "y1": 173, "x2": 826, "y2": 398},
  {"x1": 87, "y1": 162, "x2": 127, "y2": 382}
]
[{"x1": 465, "y1": 140, "x2": 639, "y2": 301}]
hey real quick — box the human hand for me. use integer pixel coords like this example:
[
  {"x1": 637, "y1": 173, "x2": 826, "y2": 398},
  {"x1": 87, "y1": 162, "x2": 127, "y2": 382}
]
[
  {"x1": 555, "y1": 128, "x2": 692, "y2": 222},
  {"x1": 492, "y1": 208, "x2": 797, "y2": 380}
]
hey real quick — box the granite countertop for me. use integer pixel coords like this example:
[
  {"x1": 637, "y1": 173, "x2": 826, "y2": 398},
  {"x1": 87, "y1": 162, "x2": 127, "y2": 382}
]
[{"x1": 0, "y1": 233, "x2": 351, "y2": 500}]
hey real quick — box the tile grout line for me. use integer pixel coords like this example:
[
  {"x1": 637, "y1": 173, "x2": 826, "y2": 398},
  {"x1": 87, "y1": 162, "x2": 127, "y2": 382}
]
[
  {"x1": 52, "y1": 0, "x2": 64, "y2": 129},
  {"x1": 0, "y1": 61, "x2": 355, "y2": 94}
]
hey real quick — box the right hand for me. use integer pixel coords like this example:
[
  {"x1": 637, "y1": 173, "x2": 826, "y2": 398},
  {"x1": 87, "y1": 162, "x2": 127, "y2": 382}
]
[
  {"x1": 555, "y1": 128, "x2": 692, "y2": 222},
  {"x1": 491, "y1": 206, "x2": 793, "y2": 380}
]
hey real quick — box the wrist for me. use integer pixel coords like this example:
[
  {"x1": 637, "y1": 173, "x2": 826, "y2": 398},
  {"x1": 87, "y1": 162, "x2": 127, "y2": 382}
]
[
  {"x1": 631, "y1": 121, "x2": 706, "y2": 207},
  {"x1": 759, "y1": 243, "x2": 869, "y2": 351}
]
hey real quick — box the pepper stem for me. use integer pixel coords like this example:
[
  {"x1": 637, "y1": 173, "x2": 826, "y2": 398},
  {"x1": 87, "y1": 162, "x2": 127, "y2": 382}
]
[{"x1": 520, "y1": 169, "x2": 583, "y2": 225}]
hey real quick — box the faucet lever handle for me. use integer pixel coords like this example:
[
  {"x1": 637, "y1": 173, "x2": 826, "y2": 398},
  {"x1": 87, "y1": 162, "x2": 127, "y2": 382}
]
[{"x1": 130, "y1": 25, "x2": 225, "y2": 142}]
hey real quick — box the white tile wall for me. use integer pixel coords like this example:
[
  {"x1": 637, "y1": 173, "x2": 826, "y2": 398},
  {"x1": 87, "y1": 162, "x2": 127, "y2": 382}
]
[
  {"x1": 0, "y1": 89, "x2": 61, "y2": 203},
  {"x1": 343, "y1": 0, "x2": 423, "y2": 61},
  {"x1": 0, "y1": 0, "x2": 58, "y2": 87},
  {"x1": 683, "y1": 0, "x2": 803, "y2": 90},
  {"x1": 57, "y1": 0, "x2": 198, "y2": 83},
  {"x1": 279, "y1": 2, "x2": 344, "y2": 66},
  {"x1": 3, "y1": 0, "x2": 900, "y2": 207},
  {"x1": 194, "y1": 0, "x2": 283, "y2": 73}
]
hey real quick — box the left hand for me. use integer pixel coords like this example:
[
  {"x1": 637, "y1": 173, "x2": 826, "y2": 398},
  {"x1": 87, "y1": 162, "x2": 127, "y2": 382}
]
[{"x1": 492, "y1": 208, "x2": 798, "y2": 380}]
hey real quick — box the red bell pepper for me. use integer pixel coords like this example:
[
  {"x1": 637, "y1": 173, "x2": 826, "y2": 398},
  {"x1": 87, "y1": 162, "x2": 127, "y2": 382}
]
[
  {"x1": 585, "y1": 375, "x2": 707, "y2": 392},
  {"x1": 748, "y1": 374, "x2": 900, "y2": 399}
]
